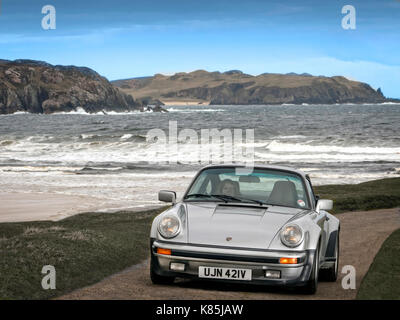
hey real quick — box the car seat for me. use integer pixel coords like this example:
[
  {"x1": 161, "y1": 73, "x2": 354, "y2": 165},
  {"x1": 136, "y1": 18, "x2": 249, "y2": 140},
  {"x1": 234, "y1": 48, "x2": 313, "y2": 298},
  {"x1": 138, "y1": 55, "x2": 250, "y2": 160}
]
[{"x1": 267, "y1": 180, "x2": 298, "y2": 207}]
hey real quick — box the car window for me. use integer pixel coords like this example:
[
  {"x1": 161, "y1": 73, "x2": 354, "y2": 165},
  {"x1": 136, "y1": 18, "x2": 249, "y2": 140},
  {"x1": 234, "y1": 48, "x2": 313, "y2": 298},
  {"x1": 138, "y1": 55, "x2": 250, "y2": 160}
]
[
  {"x1": 185, "y1": 167, "x2": 310, "y2": 209},
  {"x1": 306, "y1": 177, "x2": 318, "y2": 207},
  {"x1": 205, "y1": 180, "x2": 212, "y2": 194}
]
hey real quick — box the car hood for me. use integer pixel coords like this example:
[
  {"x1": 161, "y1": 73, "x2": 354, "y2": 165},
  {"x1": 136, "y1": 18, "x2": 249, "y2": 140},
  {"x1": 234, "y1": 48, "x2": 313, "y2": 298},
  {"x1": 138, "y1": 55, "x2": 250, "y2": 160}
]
[{"x1": 185, "y1": 202, "x2": 305, "y2": 249}]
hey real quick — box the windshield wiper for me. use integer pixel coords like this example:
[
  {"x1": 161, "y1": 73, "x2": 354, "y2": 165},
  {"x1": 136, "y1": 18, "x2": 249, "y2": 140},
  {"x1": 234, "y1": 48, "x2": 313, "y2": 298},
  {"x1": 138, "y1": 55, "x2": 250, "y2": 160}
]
[
  {"x1": 185, "y1": 193, "x2": 265, "y2": 206},
  {"x1": 184, "y1": 194, "x2": 225, "y2": 202},
  {"x1": 211, "y1": 194, "x2": 265, "y2": 206}
]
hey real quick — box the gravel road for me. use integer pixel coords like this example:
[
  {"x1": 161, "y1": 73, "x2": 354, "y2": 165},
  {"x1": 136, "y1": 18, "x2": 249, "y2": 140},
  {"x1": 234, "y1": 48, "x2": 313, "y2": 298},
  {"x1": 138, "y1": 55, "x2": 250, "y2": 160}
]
[{"x1": 60, "y1": 208, "x2": 400, "y2": 300}]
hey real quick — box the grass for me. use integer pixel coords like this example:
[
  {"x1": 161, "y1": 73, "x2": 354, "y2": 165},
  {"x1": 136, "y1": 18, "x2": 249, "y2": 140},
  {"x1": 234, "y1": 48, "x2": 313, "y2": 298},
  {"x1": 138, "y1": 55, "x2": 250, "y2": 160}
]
[
  {"x1": 357, "y1": 229, "x2": 400, "y2": 300},
  {"x1": 0, "y1": 207, "x2": 166, "y2": 300},
  {"x1": 314, "y1": 177, "x2": 400, "y2": 214}
]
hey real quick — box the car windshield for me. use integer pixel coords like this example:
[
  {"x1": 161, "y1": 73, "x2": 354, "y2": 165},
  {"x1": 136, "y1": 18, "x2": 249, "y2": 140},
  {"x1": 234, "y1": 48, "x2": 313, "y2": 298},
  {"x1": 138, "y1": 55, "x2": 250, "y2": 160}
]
[{"x1": 184, "y1": 167, "x2": 310, "y2": 209}]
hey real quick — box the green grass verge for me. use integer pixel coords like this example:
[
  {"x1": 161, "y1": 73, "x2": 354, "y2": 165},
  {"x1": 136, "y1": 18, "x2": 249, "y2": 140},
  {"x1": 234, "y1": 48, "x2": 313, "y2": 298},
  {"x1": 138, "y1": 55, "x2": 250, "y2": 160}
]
[
  {"x1": 0, "y1": 207, "x2": 166, "y2": 300},
  {"x1": 357, "y1": 228, "x2": 400, "y2": 300},
  {"x1": 314, "y1": 177, "x2": 400, "y2": 214}
]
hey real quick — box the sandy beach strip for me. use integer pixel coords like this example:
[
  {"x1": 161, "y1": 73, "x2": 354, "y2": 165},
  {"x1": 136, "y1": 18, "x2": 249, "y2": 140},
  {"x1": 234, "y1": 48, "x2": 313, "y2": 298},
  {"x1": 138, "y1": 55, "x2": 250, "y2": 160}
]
[
  {"x1": 0, "y1": 192, "x2": 164, "y2": 223},
  {"x1": 160, "y1": 99, "x2": 210, "y2": 106},
  {"x1": 0, "y1": 192, "x2": 105, "y2": 223}
]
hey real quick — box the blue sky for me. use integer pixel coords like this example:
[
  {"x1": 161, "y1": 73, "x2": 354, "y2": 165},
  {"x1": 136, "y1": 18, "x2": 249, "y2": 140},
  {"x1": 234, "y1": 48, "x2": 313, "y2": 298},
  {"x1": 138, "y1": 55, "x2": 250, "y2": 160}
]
[{"x1": 0, "y1": 0, "x2": 400, "y2": 98}]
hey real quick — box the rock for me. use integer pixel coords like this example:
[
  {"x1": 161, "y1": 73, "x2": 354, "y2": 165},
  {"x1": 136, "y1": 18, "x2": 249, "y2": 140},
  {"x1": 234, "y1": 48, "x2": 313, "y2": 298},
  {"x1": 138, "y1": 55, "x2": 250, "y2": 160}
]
[
  {"x1": 0, "y1": 59, "x2": 142, "y2": 114},
  {"x1": 152, "y1": 105, "x2": 168, "y2": 113},
  {"x1": 139, "y1": 97, "x2": 165, "y2": 106},
  {"x1": 145, "y1": 104, "x2": 168, "y2": 113}
]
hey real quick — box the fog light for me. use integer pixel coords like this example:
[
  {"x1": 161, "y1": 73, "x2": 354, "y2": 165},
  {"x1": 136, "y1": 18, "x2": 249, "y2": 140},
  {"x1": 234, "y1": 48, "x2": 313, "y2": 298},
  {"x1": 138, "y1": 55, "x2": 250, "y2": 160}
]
[
  {"x1": 265, "y1": 270, "x2": 281, "y2": 279},
  {"x1": 170, "y1": 262, "x2": 185, "y2": 271}
]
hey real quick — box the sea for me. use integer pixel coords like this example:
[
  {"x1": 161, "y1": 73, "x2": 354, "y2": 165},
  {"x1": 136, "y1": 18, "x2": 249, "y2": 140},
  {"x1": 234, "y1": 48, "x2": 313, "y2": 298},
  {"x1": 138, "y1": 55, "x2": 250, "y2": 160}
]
[{"x1": 1, "y1": 103, "x2": 399, "y2": 210}]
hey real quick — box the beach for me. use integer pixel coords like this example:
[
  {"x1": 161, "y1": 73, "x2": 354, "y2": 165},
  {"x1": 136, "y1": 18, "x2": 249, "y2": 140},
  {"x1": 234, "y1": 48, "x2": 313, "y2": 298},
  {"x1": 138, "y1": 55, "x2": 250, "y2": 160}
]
[
  {"x1": 0, "y1": 192, "x2": 165, "y2": 223},
  {"x1": 0, "y1": 192, "x2": 103, "y2": 222},
  {"x1": 160, "y1": 99, "x2": 210, "y2": 106},
  {"x1": 1, "y1": 103, "x2": 399, "y2": 223}
]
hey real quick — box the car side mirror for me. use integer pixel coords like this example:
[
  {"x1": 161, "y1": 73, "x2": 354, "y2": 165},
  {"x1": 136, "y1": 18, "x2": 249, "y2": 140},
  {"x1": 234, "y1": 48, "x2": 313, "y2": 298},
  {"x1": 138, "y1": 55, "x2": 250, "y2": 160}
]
[
  {"x1": 316, "y1": 199, "x2": 333, "y2": 213},
  {"x1": 158, "y1": 190, "x2": 176, "y2": 203}
]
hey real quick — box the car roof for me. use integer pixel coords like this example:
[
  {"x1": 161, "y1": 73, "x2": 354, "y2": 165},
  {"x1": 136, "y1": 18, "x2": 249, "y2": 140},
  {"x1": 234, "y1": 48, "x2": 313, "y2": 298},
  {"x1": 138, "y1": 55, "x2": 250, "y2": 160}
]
[{"x1": 200, "y1": 164, "x2": 309, "y2": 179}]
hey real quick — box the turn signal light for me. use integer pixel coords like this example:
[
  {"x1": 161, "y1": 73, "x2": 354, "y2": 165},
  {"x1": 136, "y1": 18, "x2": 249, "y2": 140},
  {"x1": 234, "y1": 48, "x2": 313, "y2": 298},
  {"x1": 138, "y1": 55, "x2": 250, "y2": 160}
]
[
  {"x1": 279, "y1": 257, "x2": 298, "y2": 264},
  {"x1": 157, "y1": 248, "x2": 172, "y2": 255}
]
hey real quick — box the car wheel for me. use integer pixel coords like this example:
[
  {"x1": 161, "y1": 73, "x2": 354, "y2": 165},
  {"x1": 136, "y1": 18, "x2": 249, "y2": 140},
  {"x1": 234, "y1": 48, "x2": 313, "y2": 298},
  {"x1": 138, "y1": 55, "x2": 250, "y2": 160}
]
[
  {"x1": 302, "y1": 240, "x2": 320, "y2": 294},
  {"x1": 321, "y1": 232, "x2": 339, "y2": 282},
  {"x1": 150, "y1": 252, "x2": 175, "y2": 285}
]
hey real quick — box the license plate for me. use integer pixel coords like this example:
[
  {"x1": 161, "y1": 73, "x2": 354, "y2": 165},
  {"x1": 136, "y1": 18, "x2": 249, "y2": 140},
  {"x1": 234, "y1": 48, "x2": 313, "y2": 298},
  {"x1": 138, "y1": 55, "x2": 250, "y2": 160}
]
[{"x1": 198, "y1": 266, "x2": 252, "y2": 281}]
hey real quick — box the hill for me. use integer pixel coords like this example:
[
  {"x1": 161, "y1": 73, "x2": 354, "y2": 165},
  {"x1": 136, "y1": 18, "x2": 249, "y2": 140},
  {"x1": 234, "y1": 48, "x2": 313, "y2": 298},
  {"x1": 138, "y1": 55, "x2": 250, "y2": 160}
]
[{"x1": 113, "y1": 70, "x2": 391, "y2": 105}]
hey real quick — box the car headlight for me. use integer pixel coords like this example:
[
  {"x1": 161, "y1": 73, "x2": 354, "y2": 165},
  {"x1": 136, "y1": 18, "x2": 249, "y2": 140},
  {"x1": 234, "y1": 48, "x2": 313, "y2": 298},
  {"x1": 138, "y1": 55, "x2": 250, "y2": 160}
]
[
  {"x1": 280, "y1": 224, "x2": 303, "y2": 247},
  {"x1": 158, "y1": 215, "x2": 181, "y2": 238}
]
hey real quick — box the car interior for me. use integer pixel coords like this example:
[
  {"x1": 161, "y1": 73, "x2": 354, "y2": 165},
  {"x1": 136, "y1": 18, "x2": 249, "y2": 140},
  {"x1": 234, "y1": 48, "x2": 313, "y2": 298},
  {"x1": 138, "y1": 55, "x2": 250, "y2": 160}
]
[{"x1": 191, "y1": 171, "x2": 309, "y2": 209}]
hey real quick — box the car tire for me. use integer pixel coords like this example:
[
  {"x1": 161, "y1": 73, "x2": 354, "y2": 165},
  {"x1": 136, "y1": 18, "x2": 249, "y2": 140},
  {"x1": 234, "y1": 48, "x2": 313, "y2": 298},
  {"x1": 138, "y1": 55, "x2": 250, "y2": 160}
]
[
  {"x1": 321, "y1": 232, "x2": 340, "y2": 282},
  {"x1": 150, "y1": 252, "x2": 175, "y2": 285},
  {"x1": 302, "y1": 240, "x2": 320, "y2": 294}
]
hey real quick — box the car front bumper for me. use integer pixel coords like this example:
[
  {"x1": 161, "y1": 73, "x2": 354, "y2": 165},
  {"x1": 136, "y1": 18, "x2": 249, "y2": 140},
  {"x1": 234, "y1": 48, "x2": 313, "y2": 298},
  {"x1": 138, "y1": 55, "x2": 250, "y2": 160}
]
[{"x1": 150, "y1": 239, "x2": 315, "y2": 287}]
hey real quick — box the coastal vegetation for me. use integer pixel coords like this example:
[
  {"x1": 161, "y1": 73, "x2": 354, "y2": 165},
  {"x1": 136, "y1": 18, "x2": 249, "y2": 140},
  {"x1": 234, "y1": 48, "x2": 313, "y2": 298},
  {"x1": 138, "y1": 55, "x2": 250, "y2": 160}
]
[
  {"x1": 357, "y1": 228, "x2": 400, "y2": 299},
  {"x1": 0, "y1": 207, "x2": 166, "y2": 299},
  {"x1": 314, "y1": 177, "x2": 400, "y2": 214}
]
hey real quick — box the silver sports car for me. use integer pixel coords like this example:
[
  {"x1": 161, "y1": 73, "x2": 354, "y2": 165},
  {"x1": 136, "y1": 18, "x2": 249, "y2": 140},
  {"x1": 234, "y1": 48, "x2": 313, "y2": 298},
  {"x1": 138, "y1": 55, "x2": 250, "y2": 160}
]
[{"x1": 150, "y1": 165, "x2": 340, "y2": 294}]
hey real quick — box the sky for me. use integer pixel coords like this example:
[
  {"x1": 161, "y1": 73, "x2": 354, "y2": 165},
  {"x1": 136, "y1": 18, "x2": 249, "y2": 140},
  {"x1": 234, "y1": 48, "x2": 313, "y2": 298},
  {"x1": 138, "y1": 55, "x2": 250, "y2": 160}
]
[{"x1": 0, "y1": 0, "x2": 399, "y2": 98}]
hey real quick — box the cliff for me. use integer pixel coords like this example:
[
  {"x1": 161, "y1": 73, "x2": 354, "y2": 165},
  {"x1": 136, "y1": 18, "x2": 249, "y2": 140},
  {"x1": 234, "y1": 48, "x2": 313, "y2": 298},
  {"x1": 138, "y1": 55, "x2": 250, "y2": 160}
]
[{"x1": 0, "y1": 59, "x2": 141, "y2": 114}]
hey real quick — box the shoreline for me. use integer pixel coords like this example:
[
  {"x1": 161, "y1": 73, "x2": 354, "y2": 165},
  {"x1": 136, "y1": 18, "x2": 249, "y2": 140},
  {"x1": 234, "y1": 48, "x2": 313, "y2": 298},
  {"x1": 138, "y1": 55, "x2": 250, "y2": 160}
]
[
  {"x1": 1, "y1": 101, "x2": 399, "y2": 115},
  {"x1": 161, "y1": 99, "x2": 210, "y2": 106},
  {"x1": 0, "y1": 192, "x2": 103, "y2": 223}
]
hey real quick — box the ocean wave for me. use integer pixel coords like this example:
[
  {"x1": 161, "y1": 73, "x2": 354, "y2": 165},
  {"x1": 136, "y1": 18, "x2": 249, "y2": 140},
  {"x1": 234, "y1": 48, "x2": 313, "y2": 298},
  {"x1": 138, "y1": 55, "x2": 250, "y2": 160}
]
[
  {"x1": 120, "y1": 134, "x2": 133, "y2": 141},
  {"x1": 264, "y1": 140, "x2": 400, "y2": 155},
  {"x1": 166, "y1": 107, "x2": 224, "y2": 113},
  {"x1": 0, "y1": 165, "x2": 83, "y2": 173},
  {"x1": 380, "y1": 102, "x2": 400, "y2": 105},
  {"x1": 53, "y1": 107, "x2": 90, "y2": 115},
  {"x1": 270, "y1": 135, "x2": 307, "y2": 140},
  {"x1": 1, "y1": 108, "x2": 151, "y2": 116},
  {"x1": 53, "y1": 108, "x2": 146, "y2": 115},
  {"x1": 2, "y1": 136, "x2": 400, "y2": 166}
]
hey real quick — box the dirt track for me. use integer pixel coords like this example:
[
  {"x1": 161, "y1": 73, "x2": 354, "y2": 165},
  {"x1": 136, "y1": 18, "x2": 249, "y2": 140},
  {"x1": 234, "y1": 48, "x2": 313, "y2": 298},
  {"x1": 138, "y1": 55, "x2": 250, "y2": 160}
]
[{"x1": 60, "y1": 208, "x2": 400, "y2": 300}]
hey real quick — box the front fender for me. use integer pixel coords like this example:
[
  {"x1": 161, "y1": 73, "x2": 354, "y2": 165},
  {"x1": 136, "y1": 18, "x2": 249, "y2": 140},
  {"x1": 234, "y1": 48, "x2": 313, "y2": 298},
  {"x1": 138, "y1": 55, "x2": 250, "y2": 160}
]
[
  {"x1": 268, "y1": 213, "x2": 322, "y2": 251},
  {"x1": 150, "y1": 203, "x2": 188, "y2": 243}
]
